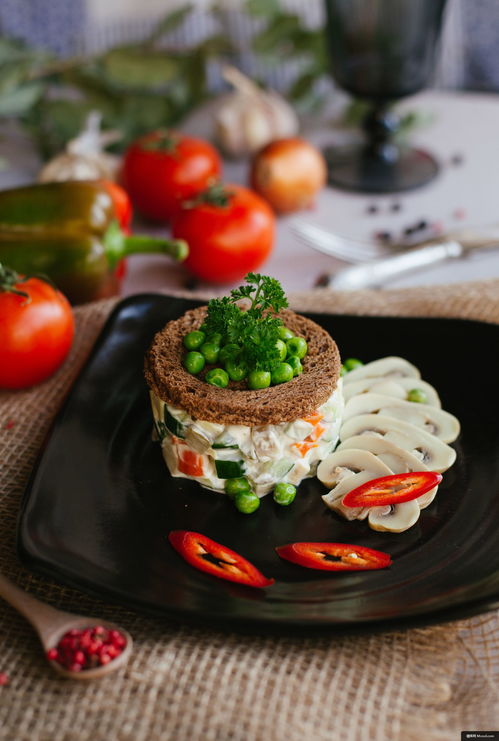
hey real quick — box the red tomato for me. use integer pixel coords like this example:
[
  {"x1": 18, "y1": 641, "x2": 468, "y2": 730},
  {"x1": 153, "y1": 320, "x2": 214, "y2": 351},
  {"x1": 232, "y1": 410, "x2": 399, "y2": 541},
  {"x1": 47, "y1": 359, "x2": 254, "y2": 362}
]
[
  {"x1": 121, "y1": 130, "x2": 222, "y2": 222},
  {"x1": 169, "y1": 531, "x2": 274, "y2": 587},
  {"x1": 276, "y1": 542, "x2": 392, "y2": 571},
  {"x1": 0, "y1": 268, "x2": 74, "y2": 389},
  {"x1": 172, "y1": 184, "x2": 275, "y2": 283},
  {"x1": 342, "y1": 472, "x2": 442, "y2": 508},
  {"x1": 99, "y1": 180, "x2": 133, "y2": 232}
]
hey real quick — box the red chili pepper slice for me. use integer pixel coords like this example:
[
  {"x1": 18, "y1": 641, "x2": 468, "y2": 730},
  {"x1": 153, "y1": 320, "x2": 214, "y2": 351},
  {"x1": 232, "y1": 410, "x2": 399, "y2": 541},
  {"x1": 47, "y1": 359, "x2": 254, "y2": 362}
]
[
  {"x1": 276, "y1": 542, "x2": 392, "y2": 571},
  {"x1": 342, "y1": 471, "x2": 442, "y2": 508},
  {"x1": 169, "y1": 531, "x2": 274, "y2": 587}
]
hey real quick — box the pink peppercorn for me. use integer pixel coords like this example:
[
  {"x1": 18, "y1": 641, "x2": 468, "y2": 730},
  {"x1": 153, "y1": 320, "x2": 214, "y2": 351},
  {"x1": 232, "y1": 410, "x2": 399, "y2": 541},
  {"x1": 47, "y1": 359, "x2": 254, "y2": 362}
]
[
  {"x1": 47, "y1": 626, "x2": 127, "y2": 672},
  {"x1": 0, "y1": 673, "x2": 8, "y2": 686}
]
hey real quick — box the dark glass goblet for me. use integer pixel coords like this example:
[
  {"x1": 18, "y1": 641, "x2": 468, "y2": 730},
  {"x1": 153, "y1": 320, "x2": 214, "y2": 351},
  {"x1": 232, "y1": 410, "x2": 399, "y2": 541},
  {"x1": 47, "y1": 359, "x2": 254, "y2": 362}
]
[{"x1": 323, "y1": 0, "x2": 448, "y2": 193}]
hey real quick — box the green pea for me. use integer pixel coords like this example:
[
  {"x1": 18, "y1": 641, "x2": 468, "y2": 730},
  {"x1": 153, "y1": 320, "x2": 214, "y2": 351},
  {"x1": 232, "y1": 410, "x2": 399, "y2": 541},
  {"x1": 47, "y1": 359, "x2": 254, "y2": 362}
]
[
  {"x1": 219, "y1": 343, "x2": 241, "y2": 364},
  {"x1": 200, "y1": 342, "x2": 220, "y2": 364},
  {"x1": 183, "y1": 330, "x2": 206, "y2": 350},
  {"x1": 286, "y1": 336, "x2": 308, "y2": 360},
  {"x1": 271, "y1": 362, "x2": 294, "y2": 385},
  {"x1": 407, "y1": 388, "x2": 428, "y2": 404},
  {"x1": 183, "y1": 351, "x2": 205, "y2": 375},
  {"x1": 225, "y1": 358, "x2": 248, "y2": 382},
  {"x1": 207, "y1": 332, "x2": 223, "y2": 346},
  {"x1": 248, "y1": 370, "x2": 271, "y2": 390},
  {"x1": 343, "y1": 358, "x2": 364, "y2": 371},
  {"x1": 234, "y1": 490, "x2": 260, "y2": 514},
  {"x1": 278, "y1": 325, "x2": 294, "y2": 341},
  {"x1": 273, "y1": 482, "x2": 297, "y2": 506},
  {"x1": 287, "y1": 355, "x2": 303, "y2": 377},
  {"x1": 225, "y1": 477, "x2": 251, "y2": 497},
  {"x1": 205, "y1": 368, "x2": 229, "y2": 388},
  {"x1": 275, "y1": 339, "x2": 287, "y2": 361}
]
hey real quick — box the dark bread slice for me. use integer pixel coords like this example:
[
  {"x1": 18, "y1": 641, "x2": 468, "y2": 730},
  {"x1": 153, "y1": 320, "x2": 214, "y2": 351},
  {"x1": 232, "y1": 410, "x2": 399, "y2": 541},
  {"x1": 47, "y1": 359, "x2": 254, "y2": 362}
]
[{"x1": 144, "y1": 307, "x2": 341, "y2": 426}]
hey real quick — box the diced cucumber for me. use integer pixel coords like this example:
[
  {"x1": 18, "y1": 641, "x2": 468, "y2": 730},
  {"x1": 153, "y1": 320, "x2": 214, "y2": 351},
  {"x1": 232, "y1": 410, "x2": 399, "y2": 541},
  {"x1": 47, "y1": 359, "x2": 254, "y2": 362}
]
[
  {"x1": 212, "y1": 431, "x2": 239, "y2": 449},
  {"x1": 214, "y1": 459, "x2": 245, "y2": 479},
  {"x1": 164, "y1": 408, "x2": 185, "y2": 438},
  {"x1": 156, "y1": 421, "x2": 169, "y2": 441},
  {"x1": 267, "y1": 458, "x2": 294, "y2": 479}
]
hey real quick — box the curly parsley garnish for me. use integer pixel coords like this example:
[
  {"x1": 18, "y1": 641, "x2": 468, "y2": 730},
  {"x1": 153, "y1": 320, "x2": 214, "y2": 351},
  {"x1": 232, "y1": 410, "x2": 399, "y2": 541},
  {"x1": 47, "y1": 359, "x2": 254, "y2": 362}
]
[{"x1": 203, "y1": 273, "x2": 289, "y2": 372}]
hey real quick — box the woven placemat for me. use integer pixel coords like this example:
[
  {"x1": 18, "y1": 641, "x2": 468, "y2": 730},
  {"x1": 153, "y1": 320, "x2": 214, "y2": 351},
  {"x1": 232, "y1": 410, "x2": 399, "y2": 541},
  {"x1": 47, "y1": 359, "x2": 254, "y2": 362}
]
[{"x1": 1, "y1": 280, "x2": 498, "y2": 741}]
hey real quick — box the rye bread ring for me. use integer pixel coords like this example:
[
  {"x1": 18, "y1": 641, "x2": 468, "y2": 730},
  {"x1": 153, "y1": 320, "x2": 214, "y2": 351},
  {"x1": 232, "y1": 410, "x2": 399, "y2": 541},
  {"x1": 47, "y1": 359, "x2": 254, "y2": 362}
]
[{"x1": 144, "y1": 307, "x2": 341, "y2": 426}]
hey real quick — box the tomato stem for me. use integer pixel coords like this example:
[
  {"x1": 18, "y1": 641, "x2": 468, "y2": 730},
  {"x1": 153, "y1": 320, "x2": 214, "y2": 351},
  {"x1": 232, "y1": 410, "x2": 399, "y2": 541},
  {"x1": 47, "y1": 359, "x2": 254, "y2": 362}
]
[
  {"x1": 140, "y1": 129, "x2": 178, "y2": 153},
  {"x1": 183, "y1": 182, "x2": 234, "y2": 209},
  {"x1": 0, "y1": 262, "x2": 30, "y2": 300}
]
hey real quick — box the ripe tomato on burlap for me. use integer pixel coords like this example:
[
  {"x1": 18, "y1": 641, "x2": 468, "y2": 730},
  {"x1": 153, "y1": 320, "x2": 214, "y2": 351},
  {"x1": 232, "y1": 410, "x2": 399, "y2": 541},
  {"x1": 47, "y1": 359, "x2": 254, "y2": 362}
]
[
  {"x1": 171, "y1": 183, "x2": 275, "y2": 283},
  {"x1": 122, "y1": 130, "x2": 222, "y2": 222},
  {"x1": 0, "y1": 265, "x2": 74, "y2": 389}
]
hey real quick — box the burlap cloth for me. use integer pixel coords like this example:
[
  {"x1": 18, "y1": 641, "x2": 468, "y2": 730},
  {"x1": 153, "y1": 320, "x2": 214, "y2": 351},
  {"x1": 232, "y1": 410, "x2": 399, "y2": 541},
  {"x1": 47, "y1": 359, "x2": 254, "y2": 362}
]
[{"x1": 1, "y1": 280, "x2": 499, "y2": 741}]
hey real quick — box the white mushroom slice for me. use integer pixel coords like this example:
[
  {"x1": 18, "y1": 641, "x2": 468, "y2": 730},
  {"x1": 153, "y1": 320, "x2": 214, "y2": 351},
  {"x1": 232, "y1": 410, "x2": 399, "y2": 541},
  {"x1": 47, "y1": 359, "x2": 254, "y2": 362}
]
[
  {"x1": 318, "y1": 449, "x2": 393, "y2": 520},
  {"x1": 317, "y1": 449, "x2": 392, "y2": 488},
  {"x1": 336, "y1": 435, "x2": 438, "y2": 509},
  {"x1": 339, "y1": 414, "x2": 456, "y2": 473},
  {"x1": 343, "y1": 356, "x2": 420, "y2": 385},
  {"x1": 343, "y1": 377, "x2": 441, "y2": 407},
  {"x1": 368, "y1": 500, "x2": 420, "y2": 533},
  {"x1": 343, "y1": 393, "x2": 460, "y2": 443}
]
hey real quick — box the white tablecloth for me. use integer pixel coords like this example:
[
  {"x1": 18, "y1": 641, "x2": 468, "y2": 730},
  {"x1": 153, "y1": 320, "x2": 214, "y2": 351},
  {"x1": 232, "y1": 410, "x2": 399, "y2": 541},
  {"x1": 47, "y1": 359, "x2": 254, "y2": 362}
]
[{"x1": 1, "y1": 90, "x2": 499, "y2": 297}]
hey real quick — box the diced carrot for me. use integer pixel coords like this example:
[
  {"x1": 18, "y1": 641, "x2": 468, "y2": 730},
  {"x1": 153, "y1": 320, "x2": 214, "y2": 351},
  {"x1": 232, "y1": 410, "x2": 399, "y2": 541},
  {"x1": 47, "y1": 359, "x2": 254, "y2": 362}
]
[
  {"x1": 308, "y1": 423, "x2": 326, "y2": 442},
  {"x1": 177, "y1": 445, "x2": 205, "y2": 477},
  {"x1": 302, "y1": 412, "x2": 324, "y2": 426},
  {"x1": 292, "y1": 441, "x2": 319, "y2": 457}
]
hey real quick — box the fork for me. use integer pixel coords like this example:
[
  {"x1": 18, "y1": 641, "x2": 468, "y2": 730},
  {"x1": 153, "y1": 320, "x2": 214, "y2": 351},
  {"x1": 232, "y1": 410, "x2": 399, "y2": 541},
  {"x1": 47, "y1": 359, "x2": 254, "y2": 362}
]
[{"x1": 290, "y1": 220, "x2": 398, "y2": 263}]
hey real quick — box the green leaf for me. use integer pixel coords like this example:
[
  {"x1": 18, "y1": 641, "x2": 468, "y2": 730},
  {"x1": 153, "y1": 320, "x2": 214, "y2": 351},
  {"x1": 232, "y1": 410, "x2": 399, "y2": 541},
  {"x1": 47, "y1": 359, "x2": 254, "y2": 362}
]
[
  {"x1": 25, "y1": 98, "x2": 103, "y2": 156},
  {"x1": 0, "y1": 82, "x2": 44, "y2": 117},
  {"x1": 193, "y1": 35, "x2": 233, "y2": 58},
  {"x1": 100, "y1": 47, "x2": 180, "y2": 90},
  {"x1": 252, "y1": 14, "x2": 303, "y2": 56},
  {"x1": 0, "y1": 62, "x2": 33, "y2": 95},
  {"x1": 245, "y1": 0, "x2": 281, "y2": 18},
  {"x1": 0, "y1": 37, "x2": 49, "y2": 66},
  {"x1": 146, "y1": 4, "x2": 193, "y2": 45},
  {"x1": 287, "y1": 68, "x2": 327, "y2": 112},
  {"x1": 288, "y1": 70, "x2": 317, "y2": 102},
  {"x1": 116, "y1": 94, "x2": 176, "y2": 142}
]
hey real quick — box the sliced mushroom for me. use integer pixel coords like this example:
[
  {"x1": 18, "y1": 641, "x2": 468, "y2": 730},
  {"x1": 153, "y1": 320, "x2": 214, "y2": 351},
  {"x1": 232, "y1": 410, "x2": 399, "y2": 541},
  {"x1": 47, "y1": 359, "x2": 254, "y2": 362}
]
[
  {"x1": 337, "y1": 435, "x2": 438, "y2": 508},
  {"x1": 339, "y1": 414, "x2": 456, "y2": 472},
  {"x1": 343, "y1": 393, "x2": 460, "y2": 443},
  {"x1": 343, "y1": 356, "x2": 420, "y2": 385},
  {"x1": 317, "y1": 448, "x2": 391, "y2": 487},
  {"x1": 368, "y1": 500, "x2": 420, "y2": 533},
  {"x1": 343, "y1": 377, "x2": 441, "y2": 407},
  {"x1": 318, "y1": 449, "x2": 393, "y2": 520}
]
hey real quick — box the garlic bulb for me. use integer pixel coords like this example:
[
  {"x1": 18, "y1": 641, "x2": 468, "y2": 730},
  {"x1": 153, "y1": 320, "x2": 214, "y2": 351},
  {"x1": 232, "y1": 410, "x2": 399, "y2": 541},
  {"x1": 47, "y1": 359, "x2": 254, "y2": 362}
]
[
  {"x1": 214, "y1": 66, "x2": 299, "y2": 159},
  {"x1": 38, "y1": 111, "x2": 121, "y2": 183}
]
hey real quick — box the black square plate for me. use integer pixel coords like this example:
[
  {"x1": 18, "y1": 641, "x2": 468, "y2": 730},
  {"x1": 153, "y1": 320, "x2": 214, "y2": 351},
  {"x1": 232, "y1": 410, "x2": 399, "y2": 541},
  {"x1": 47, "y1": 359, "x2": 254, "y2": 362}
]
[{"x1": 17, "y1": 294, "x2": 499, "y2": 633}]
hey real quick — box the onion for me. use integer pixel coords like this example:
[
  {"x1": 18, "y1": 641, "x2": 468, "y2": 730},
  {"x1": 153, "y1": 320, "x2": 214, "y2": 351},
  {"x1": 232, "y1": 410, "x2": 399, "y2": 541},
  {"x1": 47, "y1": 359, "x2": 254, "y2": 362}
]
[{"x1": 250, "y1": 138, "x2": 327, "y2": 214}]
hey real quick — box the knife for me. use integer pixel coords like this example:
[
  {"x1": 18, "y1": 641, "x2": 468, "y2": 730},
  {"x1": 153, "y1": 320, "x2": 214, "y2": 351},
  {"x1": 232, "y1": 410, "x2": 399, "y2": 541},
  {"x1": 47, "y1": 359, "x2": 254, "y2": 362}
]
[{"x1": 319, "y1": 233, "x2": 499, "y2": 290}]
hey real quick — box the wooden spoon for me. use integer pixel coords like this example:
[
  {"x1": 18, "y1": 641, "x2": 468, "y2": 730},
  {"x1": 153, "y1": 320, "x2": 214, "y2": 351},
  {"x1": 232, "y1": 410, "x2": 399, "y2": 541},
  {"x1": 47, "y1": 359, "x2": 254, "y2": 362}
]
[{"x1": 0, "y1": 571, "x2": 132, "y2": 679}]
